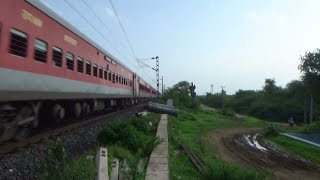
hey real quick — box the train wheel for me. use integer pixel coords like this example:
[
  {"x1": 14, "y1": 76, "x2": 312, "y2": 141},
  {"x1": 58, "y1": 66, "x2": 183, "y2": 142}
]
[
  {"x1": 81, "y1": 102, "x2": 90, "y2": 115},
  {"x1": 0, "y1": 123, "x2": 17, "y2": 143},
  {"x1": 52, "y1": 104, "x2": 65, "y2": 124},
  {"x1": 13, "y1": 127, "x2": 30, "y2": 142},
  {"x1": 73, "y1": 103, "x2": 81, "y2": 118}
]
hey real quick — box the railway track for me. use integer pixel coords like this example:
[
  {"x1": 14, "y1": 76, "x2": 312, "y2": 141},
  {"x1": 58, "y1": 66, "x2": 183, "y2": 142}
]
[
  {"x1": 168, "y1": 116, "x2": 206, "y2": 173},
  {"x1": 0, "y1": 104, "x2": 146, "y2": 155}
]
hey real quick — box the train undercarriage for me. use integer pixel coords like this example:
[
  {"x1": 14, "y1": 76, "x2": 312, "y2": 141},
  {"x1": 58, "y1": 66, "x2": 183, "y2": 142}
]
[{"x1": 0, "y1": 97, "x2": 149, "y2": 143}]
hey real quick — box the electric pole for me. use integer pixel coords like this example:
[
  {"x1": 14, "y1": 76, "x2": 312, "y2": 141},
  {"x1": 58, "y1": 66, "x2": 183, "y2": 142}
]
[
  {"x1": 220, "y1": 86, "x2": 225, "y2": 108},
  {"x1": 161, "y1": 76, "x2": 164, "y2": 94},
  {"x1": 211, "y1": 84, "x2": 213, "y2": 94},
  {"x1": 310, "y1": 95, "x2": 313, "y2": 124},
  {"x1": 152, "y1": 56, "x2": 159, "y2": 97},
  {"x1": 137, "y1": 56, "x2": 159, "y2": 97}
]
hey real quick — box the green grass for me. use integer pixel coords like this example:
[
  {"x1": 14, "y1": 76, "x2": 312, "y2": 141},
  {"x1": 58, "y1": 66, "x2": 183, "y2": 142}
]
[
  {"x1": 168, "y1": 108, "x2": 271, "y2": 180},
  {"x1": 38, "y1": 113, "x2": 160, "y2": 180},
  {"x1": 269, "y1": 135, "x2": 320, "y2": 164}
]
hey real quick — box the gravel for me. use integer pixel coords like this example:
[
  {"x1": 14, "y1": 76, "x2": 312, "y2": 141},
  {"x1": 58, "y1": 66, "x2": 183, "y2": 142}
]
[{"x1": 0, "y1": 106, "x2": 144, "y2": 180}]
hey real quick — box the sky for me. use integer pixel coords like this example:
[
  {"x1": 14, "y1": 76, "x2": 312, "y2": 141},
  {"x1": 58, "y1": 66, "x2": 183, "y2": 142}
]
[{"x1": 40, "y1": 0, "x2": 320, "y2": 95}]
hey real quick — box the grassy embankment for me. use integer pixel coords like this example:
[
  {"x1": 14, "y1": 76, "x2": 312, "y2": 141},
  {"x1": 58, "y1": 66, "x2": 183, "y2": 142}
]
[
  {"x1": 266, "y1": 122, "x2": 320, "y2": 164},
  {"x1": 168, "y1": 107, "x2": 271, "y2": 180},
  {"x1": 37, "y1": 113, "x2": 161, "y2": 180}
]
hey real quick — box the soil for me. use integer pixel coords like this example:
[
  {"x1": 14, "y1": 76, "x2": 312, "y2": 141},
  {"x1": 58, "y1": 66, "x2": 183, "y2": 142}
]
[{"x1": 208, "y1": 128, "x2": 320, "y2": 180}]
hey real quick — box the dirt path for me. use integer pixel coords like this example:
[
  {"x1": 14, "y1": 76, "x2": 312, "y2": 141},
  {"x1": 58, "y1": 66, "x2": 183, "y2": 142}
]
[{"x1": 208, "y1": 128, "x2": 320, "y2": 180}]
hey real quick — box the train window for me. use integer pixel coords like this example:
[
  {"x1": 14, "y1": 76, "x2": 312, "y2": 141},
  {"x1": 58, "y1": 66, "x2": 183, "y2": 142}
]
[
  {"x1": 52, "y1": 47, "x2": 62, "y2": 67},
  {"x1": 66, "y1": 52, "x2": 74, "y2": 70},
  {"x1": 9, "y1": 29, "x2": 28, "y2": 57},
  {"x1": 77, "y1": 57, "x2": 84, "y2": 73},
  {"x1": 34, "y1": 39, "x2": 47, "y2": 63},
  {"x1": 99, "y1": 66, "x2": 103, "y2": 79},
  {"x1": 86, "y1": 61, "x2": 91, "y2": 75},
  {"x1": 104, "y1": 69, "x2": 107, "y2": 80},
  {"x1": 108, "y1": 71, "x2": 111, "y2": 81},
  {"x1": 93, "y1": 64, "x2": 98, "y2": 77}
]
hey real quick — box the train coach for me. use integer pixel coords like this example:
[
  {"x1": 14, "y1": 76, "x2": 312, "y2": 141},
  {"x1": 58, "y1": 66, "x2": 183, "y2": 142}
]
[{"x1": 0, "y1": 0, "x2": 158, "y2": 142}]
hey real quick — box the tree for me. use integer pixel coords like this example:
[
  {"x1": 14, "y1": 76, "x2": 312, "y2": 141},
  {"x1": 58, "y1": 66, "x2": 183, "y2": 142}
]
[
  {"x1": 263, "y1": 78, "x2": 279, "y2": 95},
  {"x1": 299, "y1": 49, "x2": 320, "y2": 101},
  {"x1": 171, "y1": 81, "x2": 190, "y2": 95}
]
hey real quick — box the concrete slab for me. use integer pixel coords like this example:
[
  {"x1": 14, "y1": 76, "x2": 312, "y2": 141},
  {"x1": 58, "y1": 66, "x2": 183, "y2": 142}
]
[
  {"x1": 148, "y1": 157, "x2": 168, "y2": 164},
  {"x1": 145, "y1": 171, "x2": 169, "y2": 180},
  {"x1": 145, "y1": 114, "x2": 169, "y2": 180}
]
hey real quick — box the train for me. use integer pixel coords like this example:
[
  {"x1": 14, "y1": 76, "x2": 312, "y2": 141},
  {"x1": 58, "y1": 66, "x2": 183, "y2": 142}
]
[{"x1": 0, "y1": 0, "x2": 158, "y2": 142}]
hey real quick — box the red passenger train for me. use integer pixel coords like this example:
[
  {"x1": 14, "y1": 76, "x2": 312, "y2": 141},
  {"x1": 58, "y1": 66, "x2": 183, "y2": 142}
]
[{"x1": 0, "y1": 0, "x2": 158, "y2": 142}]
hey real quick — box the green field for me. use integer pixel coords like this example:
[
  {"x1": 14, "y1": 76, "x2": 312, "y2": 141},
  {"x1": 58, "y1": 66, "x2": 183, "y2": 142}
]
[
  {"x1": 268, "y1": 135, "x2": 320, "y2": 164},
  {"x1": 168, "y1": 107, "x2": 270, "y2": 180}
]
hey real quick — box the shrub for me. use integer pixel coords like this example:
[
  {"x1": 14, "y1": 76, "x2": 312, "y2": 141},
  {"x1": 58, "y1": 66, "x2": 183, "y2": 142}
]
[
  {"x1": 302, "y1": 121, "x2": 320, "y2": 133},
  {"x1": 97, "y1": 115, "x2": 160, "y2": 156},
  {"x1": 264, "y1": 124, "x2": 281, "y2": 137},
  {"x1": 38, "y1": 139, "x2": 67, "y2": 180}
]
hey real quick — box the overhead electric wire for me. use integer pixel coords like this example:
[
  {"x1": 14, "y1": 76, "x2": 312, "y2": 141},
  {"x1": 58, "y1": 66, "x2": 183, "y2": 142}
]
[
  {"x1": 63, "y1": 0, "x2": 153, "y2": 86},
  {"x1": 63, "y1": 0, "x2": 139, "y2": 69},
  {"x1": 107, "y1": 0, "x2": 137, "y2": 58},
  {"x1": 79, "y1": 0, "x2": 138, "y2": 68}
]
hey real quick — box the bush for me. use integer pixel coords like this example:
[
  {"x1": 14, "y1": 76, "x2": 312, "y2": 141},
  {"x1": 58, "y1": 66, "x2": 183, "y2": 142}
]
[
  {"x1": 219, "y1": 109, "x2": 235, "y2": 117},
  {"x1": 302, "y1": 121, "x2": 320, "y2": 133},
  {"x1": 38, "y1": 139, "x2": 67, "y2": 180},
  {"x1": 97, "y1": 114, "x2": 160, "y2": 156},
  {"x1": 264, "y1": 124, "x2": 281, "y2": 137}
]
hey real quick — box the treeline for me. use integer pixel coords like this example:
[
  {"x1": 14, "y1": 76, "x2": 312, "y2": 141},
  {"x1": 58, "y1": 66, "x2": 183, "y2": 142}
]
[
  {"x1": 161, "y1": 81, "x2": 199, "y2": 109},
  {"x1": 203, "y1": 48, "x2": 320, "y2": 123},
  {"x1": 202, "y1": 79, "x2": 317, "y2": 123}
]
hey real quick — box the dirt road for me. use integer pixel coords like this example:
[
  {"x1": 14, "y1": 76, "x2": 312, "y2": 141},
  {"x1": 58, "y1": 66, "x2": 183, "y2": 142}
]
[{"x1": 208, "y1": 128, "x2": 320, "y2": 180}]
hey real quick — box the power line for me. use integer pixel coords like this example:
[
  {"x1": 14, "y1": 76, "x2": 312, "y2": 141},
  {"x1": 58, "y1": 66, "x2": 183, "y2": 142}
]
[
  {"x1": 107, "y1": 0, "x2": 137, "y2": 58},
  {"x1": 79, "y1": 0, "x2": 138, "y2": 67},
  {"x1": 63, "y1": 0, "x2": 139, "y2": 69}
]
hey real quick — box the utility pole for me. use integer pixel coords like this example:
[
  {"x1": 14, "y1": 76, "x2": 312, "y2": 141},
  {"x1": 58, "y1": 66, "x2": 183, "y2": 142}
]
[
  {"x1": 138, "y1": 56, "x2": 159, "y2": 97},
  {"x1": 152, "y1": 56, "x2": 159, "y2": 97},
  {"x1": 161, "y1": 76, "x2": 164, "y2": 94},
  {"x1": 210, "y1": 84, "x2": 213, "y2": 94},
  {"x1": 220, "y1": 86, "x2": 225, "y2": 108},
  {"x1": 310, "y1": 95, "x2": 313, "y2": 124},
  {"x1": 304, "y1": 95, "x2": 307, "y2": 124}
]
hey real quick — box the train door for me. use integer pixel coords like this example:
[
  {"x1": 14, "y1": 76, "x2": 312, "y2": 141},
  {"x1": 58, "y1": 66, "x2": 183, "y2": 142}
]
[{"x1": 132, "y1": 73, "x2": 138, "y2": 98}]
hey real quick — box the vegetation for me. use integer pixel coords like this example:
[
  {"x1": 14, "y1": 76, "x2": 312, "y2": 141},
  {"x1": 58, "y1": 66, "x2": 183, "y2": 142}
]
[
  {"x1": 202, "y1": 79, "x2": 314, "y2": 123},
  {"x1": 37, "y1": 140, "x2": 96, "y2": 180},
  {"x1": 269, "y1": 135, "x2": 320, "y2": 164},
  {"x1": 161, "y1": 80, "x2": 200, "y2": 109},
  {"x1": 97, "y1": 113, "x2": 161, "y2": 179},
  {"x1": 168, "y1": 108, "x2": 270, "y2": 180},
  {"x1": 38, "y1": 113, "x2": 160, "y2": 180}
]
